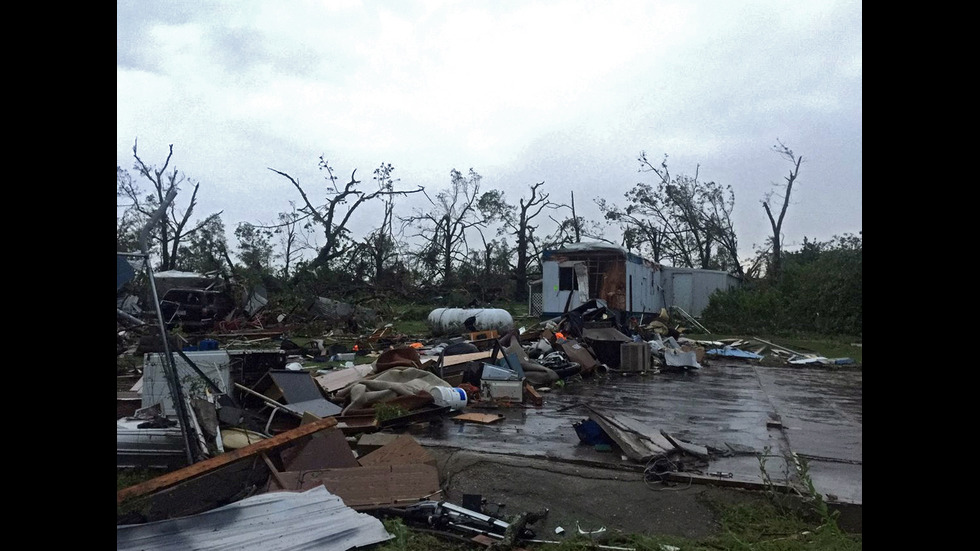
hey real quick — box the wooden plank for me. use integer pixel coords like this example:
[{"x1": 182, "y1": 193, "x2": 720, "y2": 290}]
[
  {"x1": 314, "y1": 364, "x2": 374, "y2": 393},
  {"x1": 524, "y1": 383, "x2": 543, "y2": 407},
  {"x1": 117, "y1": 416, "x2": 338, "y2": 505},
  {"x1": 335, "y1": 414, "x2": 379, "y2": 435},
  {"x1": 453, "y1": 412, "x2": 505, "y2": 424},
  {"x1": 427, "y1": 350, "x2": 493, "y2": 367},
  {"x1": 585, "y1": 406, "x2": 671, "y2": 462},
  {"x1": 260, "y1": 452, "x2": 288, "y2": 489},
  {"x1": 468, "y1": 329, "x2": 498, "y2": 341},
  {"x1": 751, "y1": 337, "x2": 803, "y2": 355},
  {"x1": 660, "y1": 430, "x2": 709, "y2": 458},
  {"x1": 613, "y1": 414, "x2": 676, "y2": 452},
  {"x1": 666, "y1": 472, "x2": 797, "y2": 493}
]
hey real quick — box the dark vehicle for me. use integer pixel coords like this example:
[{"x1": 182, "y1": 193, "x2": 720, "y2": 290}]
[{"x1": 158, "y1": 288, "x2": 236, "y2": 331}]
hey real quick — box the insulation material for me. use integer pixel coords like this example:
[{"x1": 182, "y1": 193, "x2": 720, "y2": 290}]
[{"x1": 598, "y1": 260, "x2": 627, "y2": 310}]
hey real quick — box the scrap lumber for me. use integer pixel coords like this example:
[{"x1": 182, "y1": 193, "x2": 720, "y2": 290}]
[
  {"x1": 431, "y1": 350, "x2": 494, "y2": 367},
  {"x1": 453, "y1": 412, "x2": 506, "y2": 424},
  {"x1": 660, "y1": 430, "x2": 709, "y2": 458},
  {"x1": 117, "y1": 416, "x2": 339, "y2": 505},
  {"x1": 524, "y1": 383, "x2": 543, "y2": 407},
  {"x1": 584, "y1": 405, "x2": 673, "y2": 462},
  {"x1": 314, "y1": 364, "x2": 374, "y2": 393},
  {"x1": 751, "y1": 337, "x2": 803, "y2": 356}
]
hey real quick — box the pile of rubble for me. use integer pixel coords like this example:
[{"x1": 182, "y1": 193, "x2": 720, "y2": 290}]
[{"x1": 116, "y1": 297, "x2": 854, "y2": 548}]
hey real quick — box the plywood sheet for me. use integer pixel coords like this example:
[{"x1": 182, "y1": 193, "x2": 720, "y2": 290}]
[
  {"x1": 314, "y1": 364, "x2": 374, "y2": 393},
  {"x1": 357, "y1": 434, "x2": 436, "y2": 467},
  {"x1": 268, "y1": 463, "x2": 441, "y2": 510},
  {"x1": 280, "y1": 426, "x2": 360, "y2": 471},
  {"x1": 453, "y1": 413, "x2": 505, "y2": 424}
]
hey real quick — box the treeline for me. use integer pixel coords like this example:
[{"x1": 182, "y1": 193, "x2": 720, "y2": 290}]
[
  {"x1": 700, "y1": 233, "x2": 862, "y2": 336},
  {"x1": 118, "y1": 139, "x2": 861, "y2": 333}
]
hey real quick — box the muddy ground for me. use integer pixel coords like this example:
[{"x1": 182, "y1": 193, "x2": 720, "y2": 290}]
[{"x1": 426, "y1": 447, "x2": 772, "y2": 542}]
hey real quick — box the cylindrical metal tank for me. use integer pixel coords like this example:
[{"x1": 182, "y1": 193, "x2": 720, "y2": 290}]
[{"x1": 427, "y1": 308, "x2": 515, "y2": 335}]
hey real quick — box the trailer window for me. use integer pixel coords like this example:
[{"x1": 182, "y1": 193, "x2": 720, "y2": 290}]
[{"x1": 559, "y1": 267, "x2": 578, "y2": 291}]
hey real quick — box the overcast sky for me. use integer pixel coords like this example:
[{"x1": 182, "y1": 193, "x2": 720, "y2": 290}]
[{"x1": 117, "y1": 0, "x2": 861, "y2": 266}]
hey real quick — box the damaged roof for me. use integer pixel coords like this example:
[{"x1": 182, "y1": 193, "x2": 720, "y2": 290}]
[{"x1": 546, "y1": 241, "x2": 629, "y2": 254}]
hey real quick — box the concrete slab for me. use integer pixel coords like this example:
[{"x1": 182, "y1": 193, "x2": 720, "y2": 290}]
[{"x1": 415, "y1": 363, "x2": 862, "y2": 505}]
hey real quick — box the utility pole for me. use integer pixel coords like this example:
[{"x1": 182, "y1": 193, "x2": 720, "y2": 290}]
[
  {"x1": 138, "y1": 187, "x2": 200, "y2": 465},
  {"x1": 570, "y1": 191, "x2": 580, "y2": 243}
]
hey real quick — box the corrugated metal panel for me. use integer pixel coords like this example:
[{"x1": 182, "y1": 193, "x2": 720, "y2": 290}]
[
  {"x1": 142, "y1": 351, "x2": 231, "y2": 417},
  {"x1": 116, "y1": 486, "x2": 392, "y2": 551}
]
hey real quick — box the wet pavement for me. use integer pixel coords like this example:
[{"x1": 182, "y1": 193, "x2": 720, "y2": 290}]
[{"x1": 415, "y1": 363, "x2": 862, "y2": 505}]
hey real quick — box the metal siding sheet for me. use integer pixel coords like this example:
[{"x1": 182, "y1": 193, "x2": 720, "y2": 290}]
[
  {"x1": 116, "y1": 486, "x2": 392, "y2": 551},
  {"x1": 142, "y1": 351, "x2": 232, "y2": 417}
]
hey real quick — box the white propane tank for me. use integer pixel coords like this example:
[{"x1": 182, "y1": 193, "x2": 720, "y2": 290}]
[{"x1": 427, "y1": 308, "x2": 515, "y2": 335}]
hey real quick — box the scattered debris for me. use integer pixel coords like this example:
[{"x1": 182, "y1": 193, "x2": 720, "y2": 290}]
[
  {"x1": 117, "y1": 486, "x2": 393, "y2": 551},
  {"x1": 577, "y1": 520, "x2": 607, "y2": 535},
  {"x1": 117, "y1": 259, "x2": 857, "y2": 541},
  {"x1": 453, "y1": 412, "x2": 506, "y2": 424}
]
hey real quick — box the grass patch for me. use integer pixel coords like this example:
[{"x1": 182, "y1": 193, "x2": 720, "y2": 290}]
[
  {"x1": 392, "y1": 319, "x2": 431, "y2": 338},
  {"x1": 371, "y1": 501, "x2": 861, "y2": 551},
  {"x1": 373, "y1": 402, "x2": 410, "y2": 422},
  {"x1": 117, "y1": 467, "x2": 166, "y2": 492}
]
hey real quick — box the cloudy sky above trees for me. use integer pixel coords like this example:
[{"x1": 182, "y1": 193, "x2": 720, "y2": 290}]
[{"x1": 117, "y1": 0, "x2": 861, "y2": 264}]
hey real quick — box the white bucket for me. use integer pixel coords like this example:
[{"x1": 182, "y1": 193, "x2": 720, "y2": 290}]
[{"x1": 429, "y1": 386, "x2": 468, "y2": 410}]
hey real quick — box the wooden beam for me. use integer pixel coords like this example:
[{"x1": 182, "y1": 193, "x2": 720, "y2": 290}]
[
  {"x1": 117, "y1": 416, "x2": 338, "y2": 505},
  {"x1": 524, "y1": 383, "x2": 543, "y2": 407}
]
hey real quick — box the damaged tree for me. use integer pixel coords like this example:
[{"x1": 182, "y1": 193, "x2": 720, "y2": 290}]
[
  {"x1": 762, "y1": 139, "x2": 804, "y2": 283},
  {"x1": 401, "y1": 168, "x2": 502, "y2": 288},
  {"x1": 361, "y1": 163, "x2": 409, "y2": 289},
  {"x1": 270, "y1": 157, "x2": 423, "y2": 278},
  {"x1": 117, "y1": 140, "x2": 224, "y2": 271},
  {"x1": 598, "y1": 152, "x2": 740, "y2": 273},
  {"x1": 498, "y1": 181, "x2": 559, "y2": 302}
]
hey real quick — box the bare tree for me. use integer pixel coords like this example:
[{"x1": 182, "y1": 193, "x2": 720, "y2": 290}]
[
  {"x1": 400, "y1": 168, "x2": 499, "y2": 287},
  {"x1": 498, "y1": 181, "x2": 559, "y2": 301},
  {"x1": 703, "y1": 183, "x2": 743, "y2": 278},
  {"x1": 117, "y1": 140, "x2": 223, "y2": 270},
  {"x1": 269, "y1": 156, "x2": 422, "y2": 276},
  {"x1": 362, "y1": 163, "x2": 402, "y2": 285},
  {"x1": 272, "y1": 202, "x2": 313, "y2": 280},
  {"x1": 762, "y1": 139, "x2": 804, "y2": 282}
]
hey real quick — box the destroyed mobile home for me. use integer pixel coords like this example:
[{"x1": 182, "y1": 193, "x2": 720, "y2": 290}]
[
  {"x1": 117, "y1": 231, "x2": 857, "y2": 547},
  {"x1": 117, "y1": 284, "x2": 856, "y2": 544}
]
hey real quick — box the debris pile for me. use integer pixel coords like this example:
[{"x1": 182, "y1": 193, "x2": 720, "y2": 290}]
[{"x1": 117, "y1": 287, "x2": 855, "y2": 547}]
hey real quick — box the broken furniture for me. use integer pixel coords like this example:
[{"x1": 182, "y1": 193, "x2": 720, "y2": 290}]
[{"x1": 244, "y1": 370, "x2": 343, "y2": 431}]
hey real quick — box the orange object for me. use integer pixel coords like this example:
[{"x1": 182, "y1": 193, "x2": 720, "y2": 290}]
[
  {"x1": 409, "y1": 342, "x2": 424, "y2": 349},
  {"x1": 353, "y1": 344, "x2": 360, "y2": 351},
  {"x1": 554, "y1": 332, "x2": 565, "y2": 340}
]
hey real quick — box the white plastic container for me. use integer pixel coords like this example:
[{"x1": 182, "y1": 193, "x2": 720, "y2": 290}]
[{"x1": 428, "y1": 386, "x2": 468, "y2": 410}]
